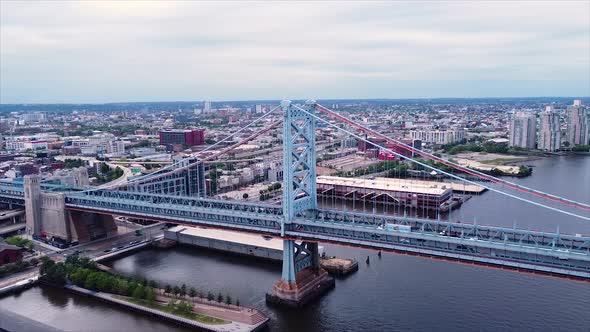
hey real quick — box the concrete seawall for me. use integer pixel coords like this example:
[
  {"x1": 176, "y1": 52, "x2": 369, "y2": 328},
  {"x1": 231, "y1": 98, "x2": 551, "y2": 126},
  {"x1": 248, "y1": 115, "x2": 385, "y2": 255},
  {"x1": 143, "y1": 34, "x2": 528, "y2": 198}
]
[{"x1": 64, "y1": 285, "x2": 268, "y2": 332}]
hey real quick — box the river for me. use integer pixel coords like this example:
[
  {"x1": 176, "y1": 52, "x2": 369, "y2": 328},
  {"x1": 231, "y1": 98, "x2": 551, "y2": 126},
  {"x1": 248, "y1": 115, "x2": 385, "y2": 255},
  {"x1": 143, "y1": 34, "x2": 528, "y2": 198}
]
[{"x1": 1, "y1": 155, "x2": 589, "y2": 331}]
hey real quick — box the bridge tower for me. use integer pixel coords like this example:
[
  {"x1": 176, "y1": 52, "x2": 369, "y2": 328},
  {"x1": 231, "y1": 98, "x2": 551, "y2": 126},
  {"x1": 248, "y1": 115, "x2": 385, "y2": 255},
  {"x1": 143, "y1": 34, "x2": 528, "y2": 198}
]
[{"x1": 266, "y1": 100, "x2": 335, "y2": 307}]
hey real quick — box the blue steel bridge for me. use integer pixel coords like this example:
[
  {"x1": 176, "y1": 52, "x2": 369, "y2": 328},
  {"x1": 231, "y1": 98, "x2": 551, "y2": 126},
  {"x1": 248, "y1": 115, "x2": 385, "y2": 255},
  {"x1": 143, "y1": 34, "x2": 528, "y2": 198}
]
[{"x1": 1, "y1": 101, "x2": 589, "y2": 300}]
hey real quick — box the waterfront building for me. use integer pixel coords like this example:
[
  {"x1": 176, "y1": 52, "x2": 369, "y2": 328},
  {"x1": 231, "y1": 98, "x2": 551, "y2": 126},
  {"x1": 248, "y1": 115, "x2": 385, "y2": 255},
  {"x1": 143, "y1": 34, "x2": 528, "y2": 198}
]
[
  {"x1": 567, "y1": 100, "x2": 589, "y2": 146},
  {"x1": 316, "y1": 176, "x2": 452, "y2": 209},
  {"x1": 538, "y1": 106, "x2": 561, "y2": 151},
  {"x1": 509, "y1": 111, "x2": 536, "y2": 149}
]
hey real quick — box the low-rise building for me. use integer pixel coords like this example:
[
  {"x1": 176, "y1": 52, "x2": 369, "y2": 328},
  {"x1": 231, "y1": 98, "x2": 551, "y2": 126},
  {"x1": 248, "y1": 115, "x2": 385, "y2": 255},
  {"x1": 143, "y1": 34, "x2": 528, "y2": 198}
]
[{"x1": 0, "y1": 243, "x2": 23, "y2": 265}]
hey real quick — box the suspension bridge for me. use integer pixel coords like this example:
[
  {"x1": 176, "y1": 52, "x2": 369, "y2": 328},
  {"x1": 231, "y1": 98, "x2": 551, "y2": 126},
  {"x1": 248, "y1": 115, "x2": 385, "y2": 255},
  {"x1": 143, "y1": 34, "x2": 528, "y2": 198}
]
[{"x1": 1, "y1": 100, "x2": 589, "y2": 306}]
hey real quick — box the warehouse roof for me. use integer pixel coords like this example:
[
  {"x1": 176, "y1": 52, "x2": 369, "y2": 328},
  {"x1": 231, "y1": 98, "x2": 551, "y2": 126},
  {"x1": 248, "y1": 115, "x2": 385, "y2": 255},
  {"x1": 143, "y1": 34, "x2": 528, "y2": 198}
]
[{"x1": 317, "y1": 176, "x2": 453, "y2": 196}]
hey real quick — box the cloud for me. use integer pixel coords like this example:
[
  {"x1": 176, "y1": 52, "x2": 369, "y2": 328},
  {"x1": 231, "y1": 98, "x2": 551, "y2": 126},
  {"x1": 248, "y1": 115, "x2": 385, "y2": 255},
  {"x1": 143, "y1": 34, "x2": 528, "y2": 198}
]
[{"x1": 1, "y1": 1, "x2": 588, "y2": 103}]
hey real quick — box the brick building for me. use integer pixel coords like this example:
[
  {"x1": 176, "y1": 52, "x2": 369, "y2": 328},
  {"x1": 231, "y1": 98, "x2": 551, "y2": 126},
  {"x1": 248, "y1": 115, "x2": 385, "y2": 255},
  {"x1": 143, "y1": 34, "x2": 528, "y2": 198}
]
[
  {"x1": 0, "y1": 244, "x2": 23, "y2": 265},
  {"x1": 159, "y1": 129, "x2": 205, "y2": 148}
]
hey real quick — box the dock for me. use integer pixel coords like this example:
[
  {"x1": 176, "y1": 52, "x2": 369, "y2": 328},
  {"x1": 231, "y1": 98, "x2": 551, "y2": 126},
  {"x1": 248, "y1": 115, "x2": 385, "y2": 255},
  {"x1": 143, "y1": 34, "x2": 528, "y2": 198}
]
[{"x1": 320, "y1": 257, "x2": 358, "y2": 276}]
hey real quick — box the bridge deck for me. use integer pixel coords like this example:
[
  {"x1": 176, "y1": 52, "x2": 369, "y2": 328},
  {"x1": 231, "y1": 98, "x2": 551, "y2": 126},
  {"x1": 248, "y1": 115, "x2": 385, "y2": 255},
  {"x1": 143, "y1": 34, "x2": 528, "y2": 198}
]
[{"x1": 1, "y1": 183, "x2": 588, "y2": 279}]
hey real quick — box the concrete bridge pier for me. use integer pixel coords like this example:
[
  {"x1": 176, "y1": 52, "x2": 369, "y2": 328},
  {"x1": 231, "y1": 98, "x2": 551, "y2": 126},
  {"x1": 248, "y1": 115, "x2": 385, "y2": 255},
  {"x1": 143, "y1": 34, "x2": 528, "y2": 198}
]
[
  {"x1": 266, "y1": 240, "x2": 335, "y2": 307},
  {"x1": 23, "y1": 175, "x2": 116, "y2": 244}
]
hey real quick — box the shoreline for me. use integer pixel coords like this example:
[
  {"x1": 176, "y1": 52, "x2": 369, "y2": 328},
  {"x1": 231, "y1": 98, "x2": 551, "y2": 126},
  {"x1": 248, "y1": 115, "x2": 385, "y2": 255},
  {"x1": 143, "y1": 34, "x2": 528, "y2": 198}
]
[{"x1": 62, "y1": 284, "x2": 269, "y2": 332}]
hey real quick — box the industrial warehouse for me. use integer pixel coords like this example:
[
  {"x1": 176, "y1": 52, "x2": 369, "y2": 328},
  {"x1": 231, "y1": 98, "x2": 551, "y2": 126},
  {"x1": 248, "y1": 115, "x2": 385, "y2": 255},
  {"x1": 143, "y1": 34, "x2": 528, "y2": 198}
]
[{"x1": 316, "y1": 176, "x2": 481, "y2": 211}]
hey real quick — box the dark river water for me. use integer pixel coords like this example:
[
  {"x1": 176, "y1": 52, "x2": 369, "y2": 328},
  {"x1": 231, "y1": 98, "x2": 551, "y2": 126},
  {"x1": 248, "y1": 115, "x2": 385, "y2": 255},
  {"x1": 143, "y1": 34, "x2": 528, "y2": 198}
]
[{"x1": 1, "y1": 155, "x2": 589, "y2": 331}]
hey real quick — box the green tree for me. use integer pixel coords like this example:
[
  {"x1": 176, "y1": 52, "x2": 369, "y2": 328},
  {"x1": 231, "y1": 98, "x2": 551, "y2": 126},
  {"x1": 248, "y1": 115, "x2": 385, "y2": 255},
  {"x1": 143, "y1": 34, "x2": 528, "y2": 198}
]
[
  {"x1": 225, "y1": 294, "x2": 232, "y2": 305},
  {"x1": 127, "y1": 281, "x2": 139, "y2": 296},
  {"x1": 100, "y1": 163, "x2": 110, "y2": 174},
  {"x1": 5, "y1": 235, "x2": 31, "y2": 247},
  {"x1": 132, "y1": 285, "x2": 146, "y2": 300},
  {"x1": 217, "y1": 292, "x2": 223, "y2": 303},
  {"x1": 96, "y1": 274, "x2": 114, "y2": 292},
  {"x1": 145, "y1": 287, "x2": 156, "y2": 304},
  {"x1": 173, "y1": 285, "x2": 181, "y2": 298},
  {"x1": 148, "y1": 280, "x2": 158, "y2": 289},
  {"x1": 189, "y1": 287, "x2": 197, "y2": 302},
  {"x1": 43, "y1": 262, "x2": 67, "y2": 286},
  {"x1": 236, "y1": 298, "x2": 240, "y2": 307},
  {"x1": 39, "y1": 256, "x2": 55, "y2": 275},
  {"x1": 207, "y1": 291, "x2": 214, "y2": 301},
  {"x1": 165, "y1": 284, "x2": 172, "y2": 296},
  {"x1": 572, "y1": 145, "x2": 590, "y2": 152},
  {"x1": 180, "y1": 284, "x2": 187, "y2": 298},
  {"x1": 84, "y1": 272, "x2": 101, "y2": 290},
  {"x1": 114, "y1": 279, "x2": 129, "y2": 295}
]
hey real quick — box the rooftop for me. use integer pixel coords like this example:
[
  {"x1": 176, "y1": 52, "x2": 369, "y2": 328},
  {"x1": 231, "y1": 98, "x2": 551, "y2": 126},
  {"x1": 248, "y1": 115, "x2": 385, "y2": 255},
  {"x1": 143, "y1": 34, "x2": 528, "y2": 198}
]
[
  {"x1": 168, "y1": 225, "x2": 283, "y2": 251},
  {"x1": 317, "y1": 175, "x2": 454, "y2": 195}
]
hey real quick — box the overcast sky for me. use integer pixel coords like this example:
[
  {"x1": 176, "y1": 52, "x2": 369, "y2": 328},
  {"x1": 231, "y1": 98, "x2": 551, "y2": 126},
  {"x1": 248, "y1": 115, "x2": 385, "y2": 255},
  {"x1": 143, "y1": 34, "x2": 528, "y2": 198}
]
[{"x1": 1, "y1": 1, "x2": 589, "y2": 103}]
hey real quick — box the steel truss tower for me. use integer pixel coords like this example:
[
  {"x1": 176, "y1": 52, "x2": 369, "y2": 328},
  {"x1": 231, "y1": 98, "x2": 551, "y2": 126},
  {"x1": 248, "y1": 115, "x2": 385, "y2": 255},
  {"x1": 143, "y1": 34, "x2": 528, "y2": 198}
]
[{"x1": 281, "y1": 100, "x2": 320, "y2": 284}]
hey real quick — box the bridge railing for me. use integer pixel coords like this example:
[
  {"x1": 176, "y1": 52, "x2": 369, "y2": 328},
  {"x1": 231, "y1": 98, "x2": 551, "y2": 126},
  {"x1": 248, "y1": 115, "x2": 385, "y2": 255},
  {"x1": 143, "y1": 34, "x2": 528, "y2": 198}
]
[
  {"x1": 0, "y1": 185, "x2": 24, "y2": 197},
  {"x1": 287, "y1": 220, "x2": 590, "y2": 278},
  {"x1": 301, "y1": 209, "x2": 590, "y2": 256},
  {"x1": 65, "y1": 189, "x2": 284, "y2": 233},
  {"x1": 66, "y1": 189, "x2": 284, "y2": 216}
]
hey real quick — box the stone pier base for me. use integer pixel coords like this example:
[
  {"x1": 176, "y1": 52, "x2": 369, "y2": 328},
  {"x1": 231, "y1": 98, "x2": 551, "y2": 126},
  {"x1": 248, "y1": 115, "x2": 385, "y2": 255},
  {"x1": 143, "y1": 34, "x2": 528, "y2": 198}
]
[{"x1": 265, "y1": 268, "x2": 335, "y2": 308}]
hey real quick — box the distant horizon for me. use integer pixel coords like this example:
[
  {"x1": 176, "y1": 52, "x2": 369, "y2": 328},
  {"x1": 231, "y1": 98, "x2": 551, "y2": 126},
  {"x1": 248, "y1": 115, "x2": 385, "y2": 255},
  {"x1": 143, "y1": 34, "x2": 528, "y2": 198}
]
[
  {"x1": 1, "y1": 95, "x2": 590, "y2": 106},
  {"x1": 1, "y1": 2, "x2": 588, "y2": 104}
]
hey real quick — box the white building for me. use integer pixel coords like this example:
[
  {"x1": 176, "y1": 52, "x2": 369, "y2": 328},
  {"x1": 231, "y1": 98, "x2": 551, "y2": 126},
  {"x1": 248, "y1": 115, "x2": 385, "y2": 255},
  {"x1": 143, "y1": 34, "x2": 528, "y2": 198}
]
[
  {"x1": 108, "y1": 141, "x2": 126, "y2": 157},
  {"x1": 78, "y1": 134, "x2": 125, "y2": 157},
  {"x1": 204, "y1": 100, "x2": 212, "y2": 113},
  {"x1": 410, "y1": 128, "x2": 465, "y2": 145},
  {"x1": 5, "y1": 140, "x2": 49, "y2": 151},
  {"x1": 538, "y1": 106, "x2": 561, "y2": 151},
  {"x1": 509, "y1": 111, "x2": 537, "y2": 149},
  {"x1": 19, "y1": 112, "x2": 46, "y2": 124}
]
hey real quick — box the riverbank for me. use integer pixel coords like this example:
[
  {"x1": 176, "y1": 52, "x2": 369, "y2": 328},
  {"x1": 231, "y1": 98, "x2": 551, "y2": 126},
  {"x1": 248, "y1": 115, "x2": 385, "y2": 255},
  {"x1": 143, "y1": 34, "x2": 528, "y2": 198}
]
[
  {"x1": 35, "y1": 253, "x2": 270, "y2": 332},
  {"x1": 64, "y1": 285, "x2": 268, "y2": 332}
]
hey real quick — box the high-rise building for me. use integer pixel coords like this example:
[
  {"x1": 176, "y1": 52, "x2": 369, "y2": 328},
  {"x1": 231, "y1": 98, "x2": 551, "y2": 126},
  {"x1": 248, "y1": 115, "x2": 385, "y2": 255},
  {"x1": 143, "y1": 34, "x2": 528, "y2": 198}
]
[
  {"x1": 567, "y1": 100, "x2": 589, "y2": 146},
  {"x1": 538, "y1": 106, "x2": 561, "y2": 151},
  {"x1": 509, "y1": 111, "x2": 536, "y2": 149},
  {"x1": 203, "y1": 100, "x2": 212, "y2": 113}
]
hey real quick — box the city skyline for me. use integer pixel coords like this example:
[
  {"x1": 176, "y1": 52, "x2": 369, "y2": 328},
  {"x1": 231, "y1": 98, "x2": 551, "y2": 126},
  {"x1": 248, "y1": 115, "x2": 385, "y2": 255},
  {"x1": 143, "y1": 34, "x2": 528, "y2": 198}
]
[
  {"x1": 1, "y1": 2, "x2": 589, "y2": 331},
  {"x1": 1, "y1": 1, "x2": 589, "y2": 104}
]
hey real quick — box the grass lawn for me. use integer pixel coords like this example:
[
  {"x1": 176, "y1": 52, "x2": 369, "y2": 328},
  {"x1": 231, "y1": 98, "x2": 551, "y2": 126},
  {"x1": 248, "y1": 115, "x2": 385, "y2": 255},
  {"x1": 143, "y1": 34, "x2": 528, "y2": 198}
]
[{"x1": 115, "y1": 296, "x2": 229, "y2": 325}]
